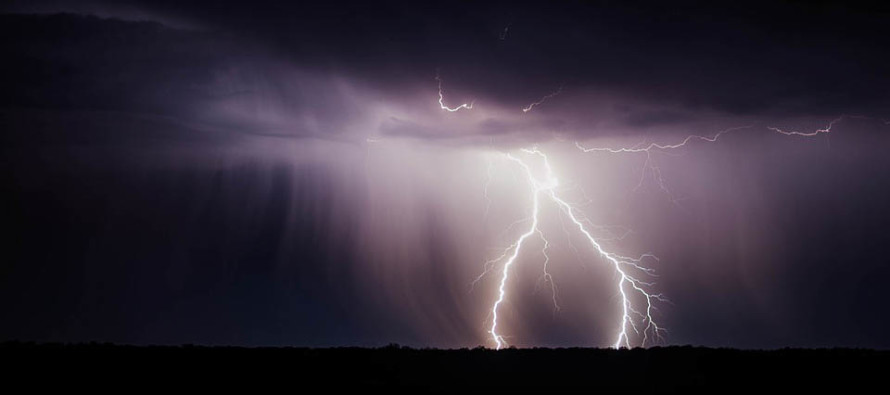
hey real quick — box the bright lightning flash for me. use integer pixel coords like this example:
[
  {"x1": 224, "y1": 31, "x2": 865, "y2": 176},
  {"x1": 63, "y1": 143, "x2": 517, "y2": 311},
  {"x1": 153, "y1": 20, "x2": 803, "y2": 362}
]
[
  {"x1": 485, "y1": 117, "x2": 844, "y2": 349},
  {"x1": 429, "y1": 78, "x2": 843, "y2": 349},
  {"x1": 522, "y1": 86, "x2": 563, "y2": 113},
  {"x1": 436, "y1": 72, "x2": 474, "y2": 112},
  {"x1": 488, "y1": 148, "x2": 664, "y2": 349},
  {"x1": 573, "y1": 117, "x2": 842, "y2": 203}
]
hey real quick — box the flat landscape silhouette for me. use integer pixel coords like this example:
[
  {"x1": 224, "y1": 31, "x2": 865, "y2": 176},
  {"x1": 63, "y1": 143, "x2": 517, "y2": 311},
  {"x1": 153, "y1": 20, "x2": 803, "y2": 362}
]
[{"x1": 2, "y1": 342, "x2": 885, "y2": 392}]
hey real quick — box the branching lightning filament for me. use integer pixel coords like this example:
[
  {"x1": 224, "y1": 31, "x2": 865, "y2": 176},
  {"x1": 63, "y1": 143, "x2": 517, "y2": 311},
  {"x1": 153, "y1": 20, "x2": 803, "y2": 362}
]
[
  {"x1": 472, "y1": 108, "x2": 844, "y2": 349},
  {"x1": 486, "y1": 148, "x2": 664, "y2": 349},
  {"x1": 572, "y1": 117, "x2": 843, "y2": 204}
]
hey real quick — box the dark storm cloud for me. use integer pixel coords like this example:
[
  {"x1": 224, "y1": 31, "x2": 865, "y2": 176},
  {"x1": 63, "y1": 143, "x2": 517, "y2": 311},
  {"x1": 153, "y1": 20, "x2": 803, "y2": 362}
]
[
  {"x1": 0, "y1": 12, "x2": 374, "y2": 143},
  {"x1": 0, "y1": 13, "x2": 221, "y2": 114},
  {"x1": 119, "y1": 0, "x2": 890, "y2": 118},
  {"x1": 4, "y1": 1, "x2": 890, "y2": 141},
  {"x1": 622, "y1": 109, "x2": 694, "y2": 128}
]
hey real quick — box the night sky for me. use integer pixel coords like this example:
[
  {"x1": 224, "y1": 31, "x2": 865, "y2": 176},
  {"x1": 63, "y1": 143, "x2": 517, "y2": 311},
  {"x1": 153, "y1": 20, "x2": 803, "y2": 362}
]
[{"x1": 2, "y1": 0, "x2": 889, "y2": 349}]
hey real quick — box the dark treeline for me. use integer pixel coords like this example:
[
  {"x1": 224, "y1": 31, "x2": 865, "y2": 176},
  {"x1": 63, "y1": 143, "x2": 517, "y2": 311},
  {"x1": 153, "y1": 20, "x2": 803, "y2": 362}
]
[{"x1": 1, "y1": 342, "x2": 886, "y2": 392}]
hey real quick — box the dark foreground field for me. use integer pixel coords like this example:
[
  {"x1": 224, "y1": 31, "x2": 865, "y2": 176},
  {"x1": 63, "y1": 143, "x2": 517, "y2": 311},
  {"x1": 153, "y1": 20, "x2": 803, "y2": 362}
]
[{"x1": 2, "y1": 342, "x2": 886, "y2": 392}]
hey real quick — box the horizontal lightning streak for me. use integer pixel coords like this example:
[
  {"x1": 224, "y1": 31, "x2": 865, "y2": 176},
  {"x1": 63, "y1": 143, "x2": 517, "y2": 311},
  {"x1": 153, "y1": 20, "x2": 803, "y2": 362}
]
[
  {"x1": 436, "y1": 72, "x2": 474, "y2": 112},
  {"x1": 575, "y1": 117, "x2": 843, "y2": 155},
  {"x1": 573, "y1": 117, "x2": 841, "y2": 204},
  {"x1": 767, "y1": 116, "x2": 843, "y2": 137},
  {"x1": 574, "y1": 125, "x2": 754, "y2": 154},
  {"x1": 522, "y1": 86, "x2": 563, "y2": 113}
]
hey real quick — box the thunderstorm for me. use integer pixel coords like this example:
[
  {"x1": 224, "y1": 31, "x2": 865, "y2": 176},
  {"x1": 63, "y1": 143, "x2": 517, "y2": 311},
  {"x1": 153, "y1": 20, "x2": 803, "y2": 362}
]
[{"x1": 466, "y1": 96, "x2": 844, "y2": 348}]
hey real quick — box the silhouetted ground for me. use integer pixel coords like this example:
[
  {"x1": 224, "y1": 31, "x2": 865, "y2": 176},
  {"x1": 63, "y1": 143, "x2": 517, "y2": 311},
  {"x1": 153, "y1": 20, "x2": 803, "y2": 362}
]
[{"x1": 2, "y1": 342, "x2": 885, "y2": 392}]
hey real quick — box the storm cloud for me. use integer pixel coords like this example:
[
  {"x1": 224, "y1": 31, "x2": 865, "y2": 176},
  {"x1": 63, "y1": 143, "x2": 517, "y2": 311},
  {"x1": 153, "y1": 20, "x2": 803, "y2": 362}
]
[{"x1": 1, "y1": 1, "x2": 889, "y2": 348}]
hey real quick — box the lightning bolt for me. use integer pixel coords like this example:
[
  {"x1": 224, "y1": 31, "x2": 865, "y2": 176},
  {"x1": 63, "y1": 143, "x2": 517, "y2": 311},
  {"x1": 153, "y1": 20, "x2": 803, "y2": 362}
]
[
  {"x1": 522, "y1": 86, "x2": 563, "y2": 113},
  {"x1": 767, "y1": 116, "x2": 842, "y2": 137},
  {"x1": 489, "y1": 151, "x2": 552, "y2": 349},
  {"x1": 425, "y1": 78, "x2": 847, "y2": 348},
  {"x1": 484, "y1": 117, "x2": 845, "y2": 349},
  {"x1": 574, "y1": 125, "x2": 750, "y2": 154},
  {"x1": 534, "y1": 228, "x2": 560, "y2": 314},
  {"x1": 573, "y1": 117, "x2": 842, "y2": 203},
  {"x1": 488, "y1": 148, "x2": 664, "y2": 349},
  {"x1": 436, "y1": 72, "x2": 474, "y2": 112}
]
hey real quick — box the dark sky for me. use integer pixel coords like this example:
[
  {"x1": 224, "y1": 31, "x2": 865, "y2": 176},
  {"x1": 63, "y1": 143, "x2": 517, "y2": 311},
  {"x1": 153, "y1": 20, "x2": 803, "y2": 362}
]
[{"x1": 1, "y1": 0, "x2": 889, "y2": 348}]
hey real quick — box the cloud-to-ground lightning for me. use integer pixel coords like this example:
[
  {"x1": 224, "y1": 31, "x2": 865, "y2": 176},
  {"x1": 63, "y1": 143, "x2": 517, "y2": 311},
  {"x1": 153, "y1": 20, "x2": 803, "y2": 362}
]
[
  {"x1": 522, "y1": 86, "x2": 563, "y2": 113},
  {"x1": 428, "y1": 75, "x2": 849, "y2": 348},
  {"x1": 534, "y1": 228, "x2": 560, "y2": 314},
  {"x1": 488, "y1": 151, "x2": 555, "y2": 349},
  {"x1": 481, "y1": 117, "x2": 846, "y2": 349},
  {"x1": 436, "y1": 72, "x2": 474, "y2": 112},
  {"x1": 486, "y1": 148, "x2": 663, "y2": 349}
]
